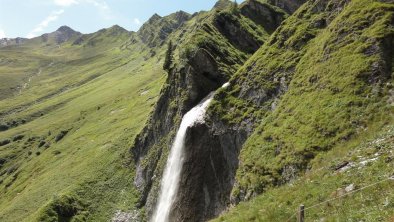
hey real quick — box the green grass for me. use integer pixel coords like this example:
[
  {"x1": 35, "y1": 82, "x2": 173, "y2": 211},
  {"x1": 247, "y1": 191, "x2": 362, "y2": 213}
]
[
  {"x1": 233, "y1": 0, "x2": 394, "y2": 196},
  {"x1": 0, "y1": 27, "x2": 167, "y2": 221},
  {"x1": 209, "y1": 0, "x2": 394, "y2": 220},
  {"x1": 212, "y1": 123, "x2": 394, "y2": 221}
]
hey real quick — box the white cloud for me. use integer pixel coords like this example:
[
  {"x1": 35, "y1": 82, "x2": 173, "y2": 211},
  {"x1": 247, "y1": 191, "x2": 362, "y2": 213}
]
[
  {"x1": 54, "y1": 0, "x2": 78, "y2": 7},
  {"x1": 133, "y1": 18, "x2": 141, "y2": 25},
  {"x1": 86, "y1": 0, "x2": 109, "y2": 11},
  {"x1": 86, "y1": 0, "x2": 112, "y2": 20},
  {"x1": 0, "y1": 29, "x2": 6, "y2": 38},
  {"x1": 26, "y1": 10, "x2": 64, "y2": 38},
  {"x1": 54, "y1": 0, "x2": 108, "y2": 10},
  {"x1": 132, "y1": 18, "x2": 142, "y2": 31},
  {"x1": 53, "y1": 0, "x2": 111, "y2": 20}
]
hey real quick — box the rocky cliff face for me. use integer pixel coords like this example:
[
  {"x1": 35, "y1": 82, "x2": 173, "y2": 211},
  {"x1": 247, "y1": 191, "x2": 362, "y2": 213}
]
[
  {"x1": 239, "y1": 0, "x2": 288, "y2": 34},
  {"x1": 0, "y1": 37, "x2": 27, "y2": 47},
  {"x1": 208, "y1": 0, "x2": 393, "y2": 204},
  {"x1": 171, "y1": 115, "x2": 249, "y2": 221},
  {"x1": 266, "y1": 0, "x2": 307, "y2": 14},
  {"x1": 138, "y1": 11, "x2": 192, "y2": 48},
  {"x1": 130, "y1": 0, "x2": 300, "y2": 221},
  {"x1": 204, "y1": 0, "x2": 352, "y2": 204},
  {"x1": 131, "y1": 0, "x2": 394, "y2": 220}
]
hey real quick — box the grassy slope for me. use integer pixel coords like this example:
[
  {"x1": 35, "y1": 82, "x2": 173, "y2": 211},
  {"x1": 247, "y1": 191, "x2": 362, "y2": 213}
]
[
  {"x1": 213, "y1": 123, "x2": 394, "y2": 221},
  {"x1": 0, "y1": 27, "x2": 166, "y2": 221},
  {"x1": 212, "y1": 0, "x2": 394, "y2": 220}
]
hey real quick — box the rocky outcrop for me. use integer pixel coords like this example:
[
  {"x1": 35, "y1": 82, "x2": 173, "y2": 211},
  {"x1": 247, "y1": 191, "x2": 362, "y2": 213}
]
[
  {"x1": 55, "y1": 26, "x2": 81, "y2": 43},
  {"x1": 213, "y1": 10, "x2": 264, "y2": 53},
  {"x1": 170, "y1": 120, "x2": 248, "y2": 221},
  {"x1": 138, "y1": 11, "x2": 192, "y2": 48},
  {"x1": 132, "y1": 47, "x2": 226, "y2": 211},
  {"x1": 129, "y1": 0, "x2": 303, "y2": 221},
  {"x1": 139, "y1": 0, "x2": 361, "y2": 219},
  {"x1": 266, "y1": 0, "x2": 307, "y2": 14},
  {"x1": 209, "y1": 0, "x2": 394, "y2": 206},
  {"x1": 0, "y1": 37, "x2": 27, "y2": 47},
  {"x1": 41, "y1": 26, "x2": 82, "y2": 44},
  {"x1": 213, "y1": 0, "x2": 233, "y2": 10},
  {"x1": 239, "y1": 0, "x2": 289, "y2": 34}
]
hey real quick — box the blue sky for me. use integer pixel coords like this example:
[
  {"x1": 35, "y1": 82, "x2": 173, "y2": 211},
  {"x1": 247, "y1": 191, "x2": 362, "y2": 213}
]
[{"x1": 0, "y1": 0, "x2": 240, "y2": 38}]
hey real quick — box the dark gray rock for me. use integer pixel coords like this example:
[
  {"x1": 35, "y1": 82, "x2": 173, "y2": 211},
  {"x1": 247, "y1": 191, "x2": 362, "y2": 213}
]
[
  {"x1": 170, "y1": 120, "x2": 248, "y2": 221},
  {"x1": 112, "y1": 210, "x2": 141, "y2": 222},
  {"x1": 55, "y1": 130, "x2": 69, "y2": 142},
  {"x1": 138, "y1": 11, "x2": 192, "y2": 48},
  {"x1": 240, "y1": 0, "x2": 288, "y2": 34},
  {"x1": 214, "y1": 11, "x2": 264, "y2": 53},
  {"x1": 266, "y1": 0, "x2": 307, "y2": 14},
  {"x1": 0, "y1": 37, "x2": 27, "y2": 47}
]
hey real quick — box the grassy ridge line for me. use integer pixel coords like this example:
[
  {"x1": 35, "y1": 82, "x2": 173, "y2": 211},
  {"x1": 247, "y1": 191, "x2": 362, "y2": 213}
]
[
  {"x1": 0, "y1": 26, "x2": 133, "y2": 106},
  {"x1": 0, "y1": 53, "x2": 137, "y2": 128},
  {"x1": 0, "y1": 45, "x2": 137, "y2": 115}
]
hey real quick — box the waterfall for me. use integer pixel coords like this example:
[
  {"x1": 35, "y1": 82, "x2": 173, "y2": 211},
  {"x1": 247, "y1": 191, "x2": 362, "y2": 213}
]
[{"x1": 151, "y1": 92, "x2": 215, "y2": 222}]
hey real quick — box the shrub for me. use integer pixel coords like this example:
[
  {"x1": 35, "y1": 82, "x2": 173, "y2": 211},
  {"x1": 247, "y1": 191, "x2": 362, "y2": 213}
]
[
  {"x1": 12, "y1": 134, "x2": 24, "y2": 142},
  {"x1": 0, "y1": 139, "x2": 11, "y2": 146},
  {"x1": 163, "y1": 40, "x2": 174, "y2": 72},
  {"x1": 55, "y1": 130, "x2": 69, "y2": 142},
  {"x1": 38, "y1": 141, "x2": 46, "y2": 148},
  {"x1": 37, "y1": 194, "x2": 86, "y2": 222}
]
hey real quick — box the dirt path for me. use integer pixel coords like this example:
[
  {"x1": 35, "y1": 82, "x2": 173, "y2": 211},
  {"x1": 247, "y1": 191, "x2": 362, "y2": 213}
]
[{"x1": 18, "y1": 68, "x2": 41, "y2": 94}]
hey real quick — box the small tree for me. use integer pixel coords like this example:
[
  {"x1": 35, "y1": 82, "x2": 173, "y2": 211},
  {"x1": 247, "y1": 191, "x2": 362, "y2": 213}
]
[{"x1": 163, "y1": 41, "x2": 174, "y2": 72}]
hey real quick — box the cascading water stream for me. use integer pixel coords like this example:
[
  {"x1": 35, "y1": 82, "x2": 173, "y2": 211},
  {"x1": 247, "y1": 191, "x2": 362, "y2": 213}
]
[
  {"x1": 152, "y1": 82, "x2": 229, "y2": 222},
  {"x1": 151, "y1": 93, "x2": 215, "y2": 222}
]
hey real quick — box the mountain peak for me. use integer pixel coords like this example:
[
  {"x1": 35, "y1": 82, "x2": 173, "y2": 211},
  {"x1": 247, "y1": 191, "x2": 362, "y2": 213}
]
[
  {"x1": 56, "y1": 25, "x2": 78, "y2": 34},
  {"x1": 148, "y1": 13, "x2": 162, "y2": 22},
  {"x1": 174, "y1": 10, "x2": 189, "y2": 16},
  {"x1": 170, "y1": 10, "x2": 191, "y2": 23},
  {"x1": 138, "y1": 11, "x2": 192, "y2": 48},
  {"x1": 109, "y1": 25, "x2": 128, "y2": 31},
  {"x1": 213, "y1": 0, "x2": 233, "y2": 10},
  {"x1": 42, "y1": 25, "x2": 82, "y2": 44},
  {"x1": 106, "y1": 25, "x2": 129, "y2": 36}
]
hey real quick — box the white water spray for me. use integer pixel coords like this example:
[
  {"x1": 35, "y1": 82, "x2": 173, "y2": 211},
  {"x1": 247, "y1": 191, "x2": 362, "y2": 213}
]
[{"x1": 151, "y1": 92, "x2": 215, "y2": 222}]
